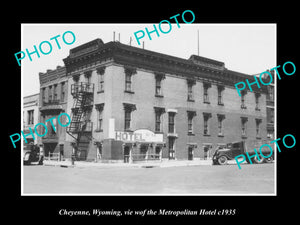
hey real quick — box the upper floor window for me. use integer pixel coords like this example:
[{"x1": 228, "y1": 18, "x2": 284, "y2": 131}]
[
  {"x1": 241, "y1": 117, "x2": 248, "y2": 137},
  {"x1": 255, "y1": 118, "x2": 262, "y2": 138},
  {"x1": 42, "y1": 88, "x2": 46, "y2": 103},
  {"x1": 203, "y1": 112, "x2": 212, "y2": 136},
  {"x1": 123, "y1": 103, "x2": 136, "y2": 131},
  {"x1": 217, "y1": 114, "x2": 225, "y2": 136},
  {"x1": 203, "y1": 82, "x2": 211, "y2": 104},
  {"x1": 61, "y1": 82, "x2": 65, "y2": 102},
  {"x1": 124, "y1": 66, "x2": 137, "y2": 93},
  {"x1": 241, "y1": 90, "x2": 247, "y2": 109},
  {"x1": 187, "y1": 111, "x2": 196, "y2": 135},
  {"x1": 27, "y1": 110, "x2": 34, "y2": 125},
  {"x1": 154, "y1": 72, "x2": 165, "y2": 97},
  {"x1": 217, "y1": 85, "x2": 225, "y2": 105},
  {"x1": 168, "y1": 112, "x2": 176, "y2": 133},
  {"x1": 95, "y1": 103, "x2": 104, "y2": 132},
  {"x1": 84, "y1": 71, "x2": 92, "y2": 84},
  {"x1": 154, "y1": 107, "x2": 165, "y2": 132},
  {"x1": 187, "y1": 79, "x2": 196, "y2": 102},
  {"x1": 255, "y1": 93, "x2": 261, "y2": 111},
  {"x1": 53, "y1": 84, "x2": 58, "y2": 100},
  {"x1": 96, "y1": 66, "x2": 106, "y2": 92},
  {"x1": 48, "y1": 86, "x2": 52, "y2": 101}
]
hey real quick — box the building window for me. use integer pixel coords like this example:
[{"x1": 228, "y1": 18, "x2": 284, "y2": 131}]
[
  {"x1": 123, "y1": 103, "x2": 136, "y2": 131},
  {"x1": 27, "y1": 110, "x2": 34, "y2": 125},
  {"x1": 61, "y1": 82, "x2": 65, "y2": 102},
  {"x1": 53, "y1": 84, "x2": 57, "y2": 101},
  {"x1": 168, "y1": 137, "x2": 175, "y2": 160},
  {"x1": 124, "y1": 110, "x2": 131, "y2": 131},
  {"x1": 203, "y1": 112, "x2": 212, "y2": 136},
  {"x1": 203, "y1": 82, "x2": 211, "y2": 104},
  {"x1": 42, "y1": 88, "x2": 46, "y2": 103},
  {"x1": 95, "y1": 103, "x2": 104, "y2": 132},
  {"x1": 154, "y1": 72, "x2": 165, "y2": 97},
  {"x1": 255, "y1": 93, "x2": 261, "y2": 111},
  {"x1": 48, "y1": 86, "x2": 52, "y2": 102},
  {"x1": 187, "y1": 79, "x2": 196, "y2": 102},
  {"x1": 47, "y1": 117, "x2": 57, "y2": 137},
  {"x1": 217, "y1": 114, "x2": 225, "y2": 136},
  {"x1": 96, "y1": 66, "x2": 106, "y2": 92},
  {"x1": 267, "y1": 108, "x2": 274, "y2": 124},
  {"x1": 255, "y1": 118, "x2": 262, "y2": 138},
  {"x1": 241, "y1": 117, "x2": 248, "y2": 137},
  {"x1": 187, "y1": 111, "x2": 196, "y2": 135},
  {"x1": 154, "y1": 107, "x2": 165, "y2": 132},
  {"x1": 267, "y1": 86, "x2": 274, "y2": 102},
  {"x1": 156, "y1": 79, "x2": 162, "y2": 96},
  {"x1": 124, "y1": 66, "x2": 137, "y2": 93},
  {"x1": 168, "y1": 112, "x2": 175, "y2": 133},
  {"x1": 84, "y1": 70, "x2": 92, "y2": 84},
  {"x1": 217, "y1": 85, "x2": 224, "y2": 105},
  {"x1": 241, "y1": 90, "x2": 247, "y2": 109}
]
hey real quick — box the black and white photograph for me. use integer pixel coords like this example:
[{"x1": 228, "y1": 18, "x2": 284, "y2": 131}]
[{"x1": 4, "y1": 5, "x2": 298, "y2": 224}]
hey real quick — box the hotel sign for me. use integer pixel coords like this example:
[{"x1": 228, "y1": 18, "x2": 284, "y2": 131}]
[{"x1": 115, "y1": 129, "x2": 163, "y2": 143}]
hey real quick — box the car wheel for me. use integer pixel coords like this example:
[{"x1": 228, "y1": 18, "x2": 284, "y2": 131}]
[
  {"x1": 265, "y1": 156, "x2": 274, "y2": 163},
  {"x1": 253, "y1": 155, "x2": 265, "y2": 164},
  {"x1": 217, "y1": 156, "x2": 228, "y2": 165}
]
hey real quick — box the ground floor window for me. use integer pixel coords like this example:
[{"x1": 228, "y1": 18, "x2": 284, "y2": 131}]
[{"x1": 168, "y1": 137, "x2": 175, "y2": 160}]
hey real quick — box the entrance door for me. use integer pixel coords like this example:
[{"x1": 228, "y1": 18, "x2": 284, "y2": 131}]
[
  {"x1": 188, "y1": 146, "x2": 194, "y2": 160},
  {"x1": 44, "y1": 143, "x2": 57, "y2": 157},
  {"x1": 124, "y1": 146, "x2": 130, "y2": 163}
]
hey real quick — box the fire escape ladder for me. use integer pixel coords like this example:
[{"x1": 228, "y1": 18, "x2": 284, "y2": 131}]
[{"x1": 66, "y1": 83, "x2": 94, "y2": 143}]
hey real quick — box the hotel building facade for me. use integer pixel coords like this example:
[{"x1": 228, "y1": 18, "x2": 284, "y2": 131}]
[{"x1": 37, "y1": 38, "x2": 273, "y2": 162}]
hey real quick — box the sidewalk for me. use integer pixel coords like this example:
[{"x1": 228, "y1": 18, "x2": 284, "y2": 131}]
[{"x1": 43, "y1": 158, "x2": 216, "y2": 168}]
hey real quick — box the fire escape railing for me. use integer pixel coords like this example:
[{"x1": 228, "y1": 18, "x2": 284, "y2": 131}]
[{"x1": 66, "y1": 82, "x2": 94, "y2": 143}]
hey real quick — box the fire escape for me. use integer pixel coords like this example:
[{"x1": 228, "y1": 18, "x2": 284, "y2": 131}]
[{"x1": 66, "y1": 82, "x2": 94, "y2": 160}]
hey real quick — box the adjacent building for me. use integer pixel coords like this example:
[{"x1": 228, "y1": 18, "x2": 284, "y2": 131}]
[
  {"x1": 23, "y1": 93, "x2": 39, "y2": 145},
  {"x1": 37, "y1": 38, "x2": 273, "y2": 162}
]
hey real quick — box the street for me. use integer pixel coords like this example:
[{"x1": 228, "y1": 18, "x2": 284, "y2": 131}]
[{"x1": 23, "y1": 163, "x2": 275, "y2": 195}]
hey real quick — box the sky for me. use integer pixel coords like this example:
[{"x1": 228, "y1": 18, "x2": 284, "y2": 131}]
[{"x1": 21, "y1": 24, "x2": 276, "y2": 97}]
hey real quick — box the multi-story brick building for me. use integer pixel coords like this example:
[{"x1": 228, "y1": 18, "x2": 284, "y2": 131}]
[
  {"x1": 38, "y1": 66, "x2": 68, "y2": 157},
  {"x1": 38, "y1": 38, "x2": 271, "y2": 162},
  {"x1": 23, "y1": 93, "x2": 39, "y2": 145}
]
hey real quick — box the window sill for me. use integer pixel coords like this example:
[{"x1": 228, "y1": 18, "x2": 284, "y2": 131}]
[
  {"x1": 124, "y1": 90, "x2": 135, "y2": 94},
  {"x1": 218, "y1": 103, "x2": 224, "y2": 106},
  {"x1": 155, "y1": 131, "x2": 164, "y2": 134},
  {"x1": 95, "y1": 129, "x2": 103, "y2": 133},
  {"x1": 203, "y1": 101, "x2": 210, "y2": 104},
  {"x1": 203, "y1": 134, "x2": 210, "y2": 137},
  {"x1": 155, "y1": 94, "x2": 164, "y2": 98},
  {"x1": 188, "y1": 132, "x2": 195, "y2": 136},
  {"x1": 255, "y1": 108, "x2": 261, "y2": 111},
  {"x1": 218, "y1": 134, "x2": 224, "y2": 137},
  {"x1": 187, "y1": 99, "x2": 195, "y2": 102},
  {"x1": 241, "y1": 135, "x2": 247, "y2": 139},
  {"x1": 97, "y1": 90, "x2": 104, "y2": 94},
  {"x1": 241, "y1": 106, "x2": 247, "y2": 109},
  {"x1": 256, "y1": 136, "x2": 262, "y2": 139}
]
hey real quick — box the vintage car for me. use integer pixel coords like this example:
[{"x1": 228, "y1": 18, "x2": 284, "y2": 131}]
[
  {"x1": 212, "y1": 141, "x2": 274, "y2": 165},
  {"x1": 23, "y1": 143, "x2": 43, "y2": 165}
]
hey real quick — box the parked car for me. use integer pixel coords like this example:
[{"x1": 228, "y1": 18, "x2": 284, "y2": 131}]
[
  {"x1": 212, "y1": 141, "x2": 274, "y2": 165},
  {"x1": 23, "y1": 143, "x2": 43, "y2": 165}
]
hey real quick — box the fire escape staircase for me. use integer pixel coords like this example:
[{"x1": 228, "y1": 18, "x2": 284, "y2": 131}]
[{"x1": 66, "y1": 82, "x2": 94, "y2": 148}]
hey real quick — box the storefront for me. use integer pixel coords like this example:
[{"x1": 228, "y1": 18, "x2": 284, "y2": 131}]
[{"x1": 115, "y1": 129, "x2": 165, "y2": 163}]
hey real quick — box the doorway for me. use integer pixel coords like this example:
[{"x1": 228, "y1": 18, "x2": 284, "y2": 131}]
[
  {"x1": 124, "y1": 146, "x2": 130, "y2": 163},
  {"x1": 188, "y1": 146, "x2": 194, "y2": 160}
]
